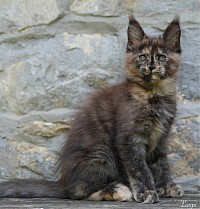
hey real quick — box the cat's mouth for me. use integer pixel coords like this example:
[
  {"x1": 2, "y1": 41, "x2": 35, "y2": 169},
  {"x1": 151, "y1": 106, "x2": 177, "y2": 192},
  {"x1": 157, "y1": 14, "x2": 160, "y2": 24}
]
[{"x1": 140, "y1": 68, "x2": 166, "y2": 82}]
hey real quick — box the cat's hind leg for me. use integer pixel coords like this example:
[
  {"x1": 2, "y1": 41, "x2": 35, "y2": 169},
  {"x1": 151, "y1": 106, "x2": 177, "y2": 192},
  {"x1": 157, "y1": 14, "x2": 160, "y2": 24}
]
[{"x1": 87, "y1": 182, "x2": 132, "y2": 202}]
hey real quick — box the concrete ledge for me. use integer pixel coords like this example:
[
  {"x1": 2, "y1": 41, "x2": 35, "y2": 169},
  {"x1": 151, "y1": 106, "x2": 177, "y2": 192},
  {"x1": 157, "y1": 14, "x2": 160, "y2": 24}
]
[{"x1": 0, "y1": 193, "x2": 199, "y2": 209}]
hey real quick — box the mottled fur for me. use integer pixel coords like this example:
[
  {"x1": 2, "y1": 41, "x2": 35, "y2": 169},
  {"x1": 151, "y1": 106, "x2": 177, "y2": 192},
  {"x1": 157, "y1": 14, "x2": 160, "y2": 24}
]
[{"x1": 0, "y1": 16, "x2": 183, "y2": 203}]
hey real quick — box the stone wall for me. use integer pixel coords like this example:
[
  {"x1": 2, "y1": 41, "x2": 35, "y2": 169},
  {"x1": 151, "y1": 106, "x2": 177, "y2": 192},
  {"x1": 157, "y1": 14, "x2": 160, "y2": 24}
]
[{"x1": 0, "y1": 0, "x2": 199, "y2": 191}]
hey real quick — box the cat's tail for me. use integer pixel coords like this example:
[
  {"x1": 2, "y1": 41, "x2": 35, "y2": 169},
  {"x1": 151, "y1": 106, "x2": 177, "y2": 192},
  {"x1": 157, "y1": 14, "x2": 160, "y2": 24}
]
[{"x1": 0, "y1": 179, "x2": 67, "y2": 198}]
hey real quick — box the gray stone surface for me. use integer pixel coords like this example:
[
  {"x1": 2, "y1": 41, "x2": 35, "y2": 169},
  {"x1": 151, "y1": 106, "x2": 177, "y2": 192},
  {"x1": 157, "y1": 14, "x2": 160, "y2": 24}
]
[
  {"x1": 0, "y1": 33, "x2": 121, "y2": 113},
  {"x1": 70, "y1": 0, "x2": 134, "y2": 17},
  {"x1": 0, "y1": 0, "x2": 199, "y2": 193},
  {"x1": 0, "y1": 193, "x2": 199, "y2": 209}
]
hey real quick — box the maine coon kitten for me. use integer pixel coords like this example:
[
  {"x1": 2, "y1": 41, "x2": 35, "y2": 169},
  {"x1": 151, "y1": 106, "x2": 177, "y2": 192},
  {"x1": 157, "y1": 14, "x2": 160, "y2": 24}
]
[{"x1": 0, "y1": 16, "x2": 184, "y2": 204}]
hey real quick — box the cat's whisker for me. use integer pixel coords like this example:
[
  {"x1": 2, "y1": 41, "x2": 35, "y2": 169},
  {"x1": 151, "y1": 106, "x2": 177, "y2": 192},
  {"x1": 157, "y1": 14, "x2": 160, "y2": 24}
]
[{"x1": 164, "y1": 73, "x2": 169, "y2": 78}]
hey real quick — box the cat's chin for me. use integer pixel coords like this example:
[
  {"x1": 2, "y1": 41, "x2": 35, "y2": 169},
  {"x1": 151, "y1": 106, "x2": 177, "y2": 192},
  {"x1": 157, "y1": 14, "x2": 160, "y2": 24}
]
[
  {"x1": 143, "y1": 74, "x2": 161, "y2": 83},
  {"x1": 151, "y1": 74, "x2": 161, "y2": 83}
]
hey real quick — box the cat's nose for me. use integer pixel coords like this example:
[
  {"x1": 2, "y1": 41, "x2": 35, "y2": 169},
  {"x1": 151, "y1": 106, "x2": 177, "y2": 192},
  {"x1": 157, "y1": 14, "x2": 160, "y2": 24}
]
[{"x1": 148, "y1": 64, "x2": 155, "y2": 71}]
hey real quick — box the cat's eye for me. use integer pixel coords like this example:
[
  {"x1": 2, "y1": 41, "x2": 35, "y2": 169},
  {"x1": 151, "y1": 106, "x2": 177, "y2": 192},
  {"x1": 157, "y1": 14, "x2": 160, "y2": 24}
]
[
  {"x1": 139, "y1": 54, "x2": 147, "y2": 62},
  {"x1": 158, "y1": 55, "x2": 167, "y2": 62}
]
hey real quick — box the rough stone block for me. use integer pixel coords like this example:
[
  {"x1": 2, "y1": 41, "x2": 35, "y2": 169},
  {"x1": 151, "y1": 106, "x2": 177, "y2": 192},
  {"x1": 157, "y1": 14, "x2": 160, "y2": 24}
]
[
  {"x1": 0, "y1": 0, "x2": 61, "y2": 33},
  {"x1": 70, "y1": 0, "x2": 134, "y2": 17},
  {"x1": 0, "y1": 33, "x2": 121, "y2": 114}
]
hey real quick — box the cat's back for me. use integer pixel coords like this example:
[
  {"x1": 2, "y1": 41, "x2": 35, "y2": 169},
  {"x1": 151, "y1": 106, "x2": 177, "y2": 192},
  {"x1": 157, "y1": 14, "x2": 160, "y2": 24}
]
[
  {"x1": 78, "y1": 82, "x2": 129, "y2": 118},
  {"x1": 65, "y1": 83, "x2": 129, "y2": 145}
]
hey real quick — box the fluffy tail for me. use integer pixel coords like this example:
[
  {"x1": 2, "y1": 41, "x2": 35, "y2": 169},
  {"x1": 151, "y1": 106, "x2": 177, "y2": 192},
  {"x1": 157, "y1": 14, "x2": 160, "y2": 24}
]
[{"x1": 0, "y1": 179, "x2": 66, "y2": 198}]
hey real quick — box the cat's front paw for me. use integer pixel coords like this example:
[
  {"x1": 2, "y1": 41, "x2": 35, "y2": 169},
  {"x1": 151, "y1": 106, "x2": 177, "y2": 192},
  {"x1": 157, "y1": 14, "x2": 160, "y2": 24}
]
[
  {"x1": 165, "y1": 184, "x2": 184, "y2": 197},
  {"x1": 133, "y1": 190, "x2": 159, "y2": 204},
  {"x1": 157, "y1": 184, "x2": 184, "y2": 198}
]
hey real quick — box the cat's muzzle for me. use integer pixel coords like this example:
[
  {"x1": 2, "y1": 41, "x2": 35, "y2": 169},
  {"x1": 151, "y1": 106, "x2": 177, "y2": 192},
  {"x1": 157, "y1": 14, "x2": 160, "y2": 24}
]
[{"x1": 140, "y1": 68, "x2": 165, "y2": 82}]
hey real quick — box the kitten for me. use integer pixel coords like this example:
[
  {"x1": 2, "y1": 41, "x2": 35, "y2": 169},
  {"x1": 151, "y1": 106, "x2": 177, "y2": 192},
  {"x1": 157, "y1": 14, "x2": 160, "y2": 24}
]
[{"x1": 0, "y1": 15, "x2": 183, "y2": 204}]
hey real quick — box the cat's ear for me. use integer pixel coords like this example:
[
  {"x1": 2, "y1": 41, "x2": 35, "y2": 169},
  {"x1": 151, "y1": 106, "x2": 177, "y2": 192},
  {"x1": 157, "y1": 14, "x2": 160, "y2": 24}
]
[
  {"x1": 163, "y1": 16, "x2": 181, "y2": 54},
  {"x1": 127, "y1": 15, "x2": 148, "y2": 52}
]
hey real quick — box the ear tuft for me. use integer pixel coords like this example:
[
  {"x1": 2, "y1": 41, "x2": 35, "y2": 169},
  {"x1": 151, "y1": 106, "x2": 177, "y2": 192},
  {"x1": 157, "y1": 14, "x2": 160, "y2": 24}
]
[
  {"x1": 128, "y1": 15, "x2": 138, "y2": 25},
  {"x1": 163, "y1": 16, "x2": 181, "y2": 54}
]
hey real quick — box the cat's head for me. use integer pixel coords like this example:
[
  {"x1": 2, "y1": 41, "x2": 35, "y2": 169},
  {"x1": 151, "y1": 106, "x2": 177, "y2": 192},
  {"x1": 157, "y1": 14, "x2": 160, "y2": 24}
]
[{"x1": 125, "y1": 15, "x2": 181, "y2": 85}]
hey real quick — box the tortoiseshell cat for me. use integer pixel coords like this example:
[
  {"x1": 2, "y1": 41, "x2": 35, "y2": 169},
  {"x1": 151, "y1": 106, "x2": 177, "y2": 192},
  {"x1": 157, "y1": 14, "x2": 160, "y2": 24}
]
[{"x1": 0, "y1": 16, "x2": 183, "y2": 204}]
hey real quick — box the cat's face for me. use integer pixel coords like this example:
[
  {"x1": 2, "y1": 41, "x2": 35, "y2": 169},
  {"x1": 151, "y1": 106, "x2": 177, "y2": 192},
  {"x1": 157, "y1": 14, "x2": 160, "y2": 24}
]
[
  {"x1": 125, "y1": 16, "x2": 181, "y2": 84},
  {"x1": 135, "y1": 38, "x2": 169, "y2": 82}
]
